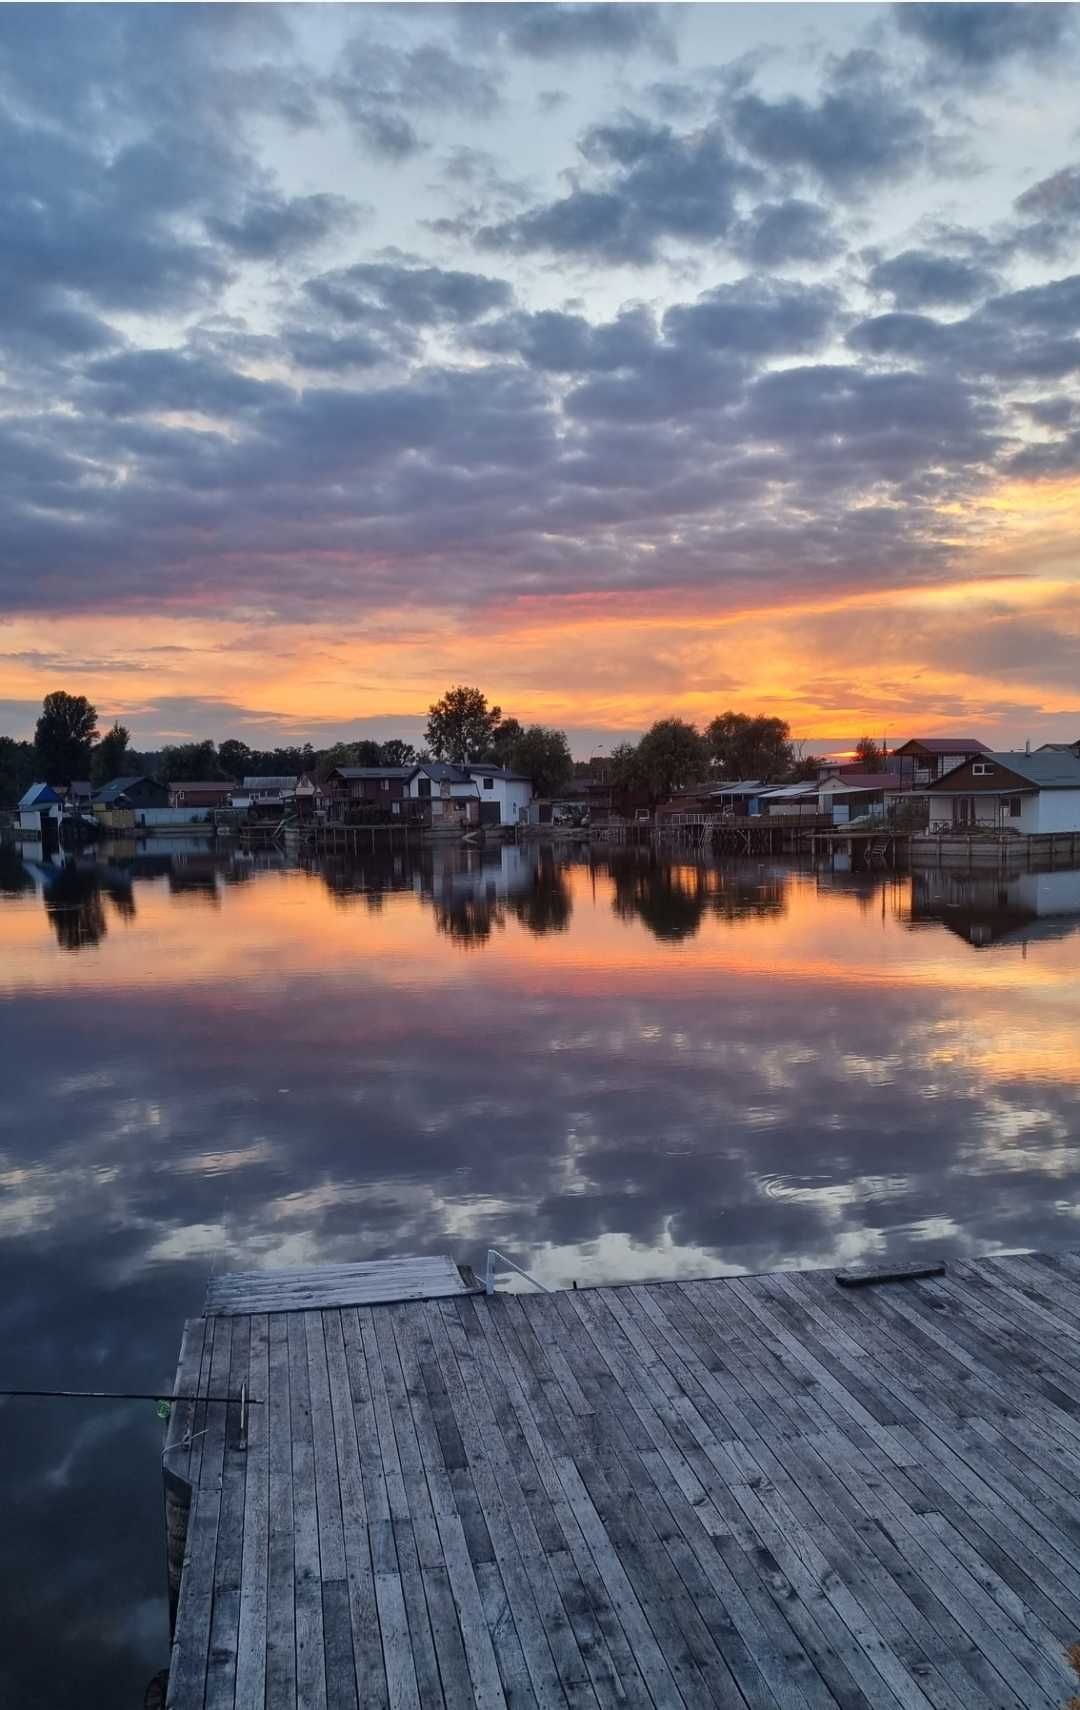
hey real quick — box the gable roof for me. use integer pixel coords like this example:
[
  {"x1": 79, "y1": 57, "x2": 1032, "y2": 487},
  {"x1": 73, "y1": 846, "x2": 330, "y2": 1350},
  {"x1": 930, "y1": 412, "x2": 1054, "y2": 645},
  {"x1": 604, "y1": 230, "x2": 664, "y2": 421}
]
[
  {"x1": 333, "y1": 766, "x2": 415, "y2": 781},
  {"x1": 95, "y1": 775, "x2": 152, "y2": 804},
  {"x1": 892, "y1": 736, "x2": 991, "y2": 755},
  {"x1": 930, "y1": 751, "x2": 1080, "y2": 790},
  {"x1": 240, "y1": 775, "x2": 297, "y2": 790},
  {"x1": 168, "y1": 779, "x2": 234, "y2": 791},
  {"x1": 820, "y1": 771, "x2": 896, "y2": 790},
  {"x1": 18, "y1": 782, "x2": 60, "y2": 809}
]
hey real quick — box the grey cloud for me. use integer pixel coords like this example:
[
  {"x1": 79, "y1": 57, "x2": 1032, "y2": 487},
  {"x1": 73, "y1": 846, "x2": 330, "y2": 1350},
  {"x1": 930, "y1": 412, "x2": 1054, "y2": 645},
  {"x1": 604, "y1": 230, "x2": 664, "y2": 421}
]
[
  {"x1": 868, "y1": 248, "x2": 1001, "y2": 308},
  {"x1": 662, "y1": 279, "x2": 841, "y2": 357},
  {"x1": 732, "y1": 50, "x2": 932, "y2": 195},
  {"x1": 848, "y1": 273, "x2": 1080, "y2": 382},
  {"x1": 479, "y1": 114, "x2": 756, "y2": 263},
  {"x1": 328, "y1": 38, "x2": 502, "y2": 158},
  {"x1": 470, "y1": 306, "x2": 656, "y2": 372},
  {"x1": 730, "y1": 199, "x2": 842, "y2": 268},
  {"x1": 205, "y1": 193, "x2": 361, "y2": 260},
  {"x1": 894, "y1": 3, "x2": 1073, "y2": 72},
  {"x1": 305, "y1": 261, "x2": 512, "y2": 327},
  {"x1": 81, "y1": 348, "x2": 289, "y2": 419},
  {"x1": 1012, "y1": 164, "x2": 1080, "y2": 259},
  {"x1": 454, "y1": 4, "x2": 676, "y2": 62}
]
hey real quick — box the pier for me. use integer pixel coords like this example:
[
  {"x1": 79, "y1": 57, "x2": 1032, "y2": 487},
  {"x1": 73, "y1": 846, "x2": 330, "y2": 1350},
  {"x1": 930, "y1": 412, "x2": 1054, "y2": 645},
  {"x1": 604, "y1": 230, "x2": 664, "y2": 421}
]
[{"x1": 164, "y1": 1248, "x2": 1080, "y2": 1709}]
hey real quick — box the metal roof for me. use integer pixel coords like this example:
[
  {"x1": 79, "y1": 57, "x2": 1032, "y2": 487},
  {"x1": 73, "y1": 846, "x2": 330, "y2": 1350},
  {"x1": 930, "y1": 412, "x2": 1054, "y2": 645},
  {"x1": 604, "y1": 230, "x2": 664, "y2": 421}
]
[
  {"x1": 18, "y1": 782, "x2": 60, "y2": 809},
  {"x1": 94, "y1": 775, "x2": 152, "y2": 803},
  {"x1": 334, "y1": 766, "x2": 415, "y2": 780},
  {"x1": 931, "y1": 751, "x2": 1080, "y2": 790},
  {"x1": 892, "y1": 736, "x2": 991, "y2": 755}
]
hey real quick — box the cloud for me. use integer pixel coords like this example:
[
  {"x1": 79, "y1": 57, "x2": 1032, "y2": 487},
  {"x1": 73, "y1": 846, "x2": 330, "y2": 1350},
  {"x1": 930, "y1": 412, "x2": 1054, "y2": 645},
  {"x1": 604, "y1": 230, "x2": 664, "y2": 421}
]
[
  {"x1": 453, "y1": 4, "x2": 676, "y2": 62},
  {"x1": 731, "y1": 50, "x2": 935, "y2": 195},
  {"x1": 479, "y1": 113, "x2": 757, "y2": 263},
  {"x1": 1012, "y1": 164, "x2": 1080, "y2": 259},
  {"x1": 894, "y1": 3, "x2": 1074, "y2": 74},
  {"x1": 205, "y1": 193, "x2": 361, "y2": 260},
  {"x1": 305, "y1": 261, "x2": 513, "y2": 327},
  {"x1": 848, "y1": 272, "x2": 1080, "y2": 384},
  {"x1": 328, "y1": 38, "x2": 502, "y2": 158},
  {"x1": 868, "y1": 247, "x2": 1001, "y2": 308},
  {"x1": 730, "y1": 199, "x2": 843, "y2": 268}
]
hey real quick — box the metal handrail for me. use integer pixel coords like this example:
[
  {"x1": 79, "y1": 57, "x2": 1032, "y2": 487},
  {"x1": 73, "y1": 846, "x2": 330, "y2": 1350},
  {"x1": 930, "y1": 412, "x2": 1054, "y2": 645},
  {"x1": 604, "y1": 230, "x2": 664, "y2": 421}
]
[{"x1": 484, "y1": 1248, "x2": 550, "y2": 1295}]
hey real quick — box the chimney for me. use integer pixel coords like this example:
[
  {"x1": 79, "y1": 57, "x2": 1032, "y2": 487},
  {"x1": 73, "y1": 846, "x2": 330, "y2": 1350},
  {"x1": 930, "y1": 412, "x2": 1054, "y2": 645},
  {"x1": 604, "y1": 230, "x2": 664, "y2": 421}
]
[{"x1": 1025, "y1": 738, "x2": 1031, "y2": 756}]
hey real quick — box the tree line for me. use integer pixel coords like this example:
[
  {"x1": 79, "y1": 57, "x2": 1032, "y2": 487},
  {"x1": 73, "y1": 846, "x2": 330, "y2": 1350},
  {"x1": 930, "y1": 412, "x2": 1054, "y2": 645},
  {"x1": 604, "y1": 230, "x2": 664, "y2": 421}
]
[{"x1": 0, "y1": 684, "x2": 888, "y2": 810}]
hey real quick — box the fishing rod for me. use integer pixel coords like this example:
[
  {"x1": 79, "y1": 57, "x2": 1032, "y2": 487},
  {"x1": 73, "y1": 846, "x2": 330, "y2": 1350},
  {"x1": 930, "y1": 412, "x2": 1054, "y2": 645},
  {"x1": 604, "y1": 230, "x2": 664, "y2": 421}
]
[{"x1": 0, "y1": 1388, "x2": 261, "y2": 1404}]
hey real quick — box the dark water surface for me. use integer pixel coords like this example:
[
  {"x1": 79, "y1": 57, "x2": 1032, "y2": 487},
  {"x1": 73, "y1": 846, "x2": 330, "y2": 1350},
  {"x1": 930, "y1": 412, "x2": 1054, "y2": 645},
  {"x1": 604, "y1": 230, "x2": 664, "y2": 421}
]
[{"x1": 3, "y1": 838, "x2": 1080, "y2": 1704}]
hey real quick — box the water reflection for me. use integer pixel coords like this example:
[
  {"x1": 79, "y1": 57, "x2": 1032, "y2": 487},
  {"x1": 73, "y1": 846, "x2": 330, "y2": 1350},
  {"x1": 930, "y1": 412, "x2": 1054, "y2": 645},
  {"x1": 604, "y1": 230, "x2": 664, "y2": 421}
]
[{"x1": 4, "y1": 841, "x2": 1080, "y2": 1704}]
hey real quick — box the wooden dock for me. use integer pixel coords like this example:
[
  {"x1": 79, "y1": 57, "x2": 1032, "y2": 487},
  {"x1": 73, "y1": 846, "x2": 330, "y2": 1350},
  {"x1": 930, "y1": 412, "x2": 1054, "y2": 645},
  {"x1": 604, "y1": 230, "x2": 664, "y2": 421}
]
[{"x1": 164, "y1": 1249, "x2": 1080, "y2": 1708}]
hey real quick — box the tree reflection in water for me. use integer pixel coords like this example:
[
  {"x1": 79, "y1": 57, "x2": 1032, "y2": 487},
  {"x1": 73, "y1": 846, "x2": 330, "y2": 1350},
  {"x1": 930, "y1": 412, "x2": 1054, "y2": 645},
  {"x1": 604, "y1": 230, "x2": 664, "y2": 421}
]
[{"x1": 601, "y1": 850, "x2": 787, "y2": 942}]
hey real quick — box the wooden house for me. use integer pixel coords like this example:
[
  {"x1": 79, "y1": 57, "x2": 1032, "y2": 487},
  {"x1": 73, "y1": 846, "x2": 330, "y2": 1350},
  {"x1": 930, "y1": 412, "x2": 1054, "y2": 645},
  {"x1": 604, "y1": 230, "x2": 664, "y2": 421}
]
[{"x1": 925, "y1": 750, "x2": 1080, "y2": 833}]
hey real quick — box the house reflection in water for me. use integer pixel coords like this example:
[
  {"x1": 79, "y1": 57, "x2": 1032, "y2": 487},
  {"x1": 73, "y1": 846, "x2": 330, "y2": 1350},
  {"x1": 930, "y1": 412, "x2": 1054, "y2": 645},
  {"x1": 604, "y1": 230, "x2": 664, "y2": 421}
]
[{"x1": 908, "y1": 867, "x2": 1080, "y2": 948}]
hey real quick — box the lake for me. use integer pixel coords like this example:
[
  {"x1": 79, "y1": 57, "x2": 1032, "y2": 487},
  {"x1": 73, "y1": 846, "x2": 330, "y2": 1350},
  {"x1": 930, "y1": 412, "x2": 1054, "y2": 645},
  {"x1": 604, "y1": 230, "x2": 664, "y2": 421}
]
[{"x1": 3, "y1": 837, "x2": 1080, "y2": 1705}]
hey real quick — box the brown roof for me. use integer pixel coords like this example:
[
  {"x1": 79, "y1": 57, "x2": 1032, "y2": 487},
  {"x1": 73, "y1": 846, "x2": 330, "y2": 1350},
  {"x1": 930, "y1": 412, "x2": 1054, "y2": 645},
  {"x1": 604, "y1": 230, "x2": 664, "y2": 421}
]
[
  {"x1": 168, "y1": 780, "x2": 234, "y2": 791},
  {"x1": 892, "y1": 737, "x2": 991, "y2": 755}
]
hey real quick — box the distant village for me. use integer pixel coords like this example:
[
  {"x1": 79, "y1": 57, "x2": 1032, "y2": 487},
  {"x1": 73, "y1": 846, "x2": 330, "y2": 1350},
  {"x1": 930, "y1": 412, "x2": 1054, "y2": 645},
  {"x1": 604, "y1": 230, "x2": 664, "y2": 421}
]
[{"x1": 7, "y1": 685, "x2": 1080, "y2": 851}]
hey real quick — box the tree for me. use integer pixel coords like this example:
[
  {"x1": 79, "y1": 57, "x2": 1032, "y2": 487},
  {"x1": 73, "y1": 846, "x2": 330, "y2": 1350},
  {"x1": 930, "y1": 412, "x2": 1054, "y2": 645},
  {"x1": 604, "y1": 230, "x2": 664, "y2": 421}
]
[
  {"x1": 0, "y1": 736, "x2": 36, "y2": 807},
  {"x1": 488, "y1": 717, "x2": 524, "y2": 768},
  {"x1": 158, "y1": 740, "x2": 226, "y2": 783},
  {"x1": 607, "y1": 741, "x2": 643, "y2": 794},
  {"x1": 635, "y1": 719, "x2": 707, "y2": 803},
  {"x1": 352, "y1": 740, "x2": 384, "y2": 766},
  {"x1": 854, "y1": 736, "x2": 885, "y2": 771},
  {"x1": 34, "y1": 691, "x2": 98, "y2": 784},
  {"x1": 425, "y1": 685, "x2": 502, "y2": 763},
  {"x1": 91, "y1": 722, "x2": 131, "y2": 784},
  {"x1": 508, "y1": 726, "x2": 573, "y2": 798},
  {"x1": 378, "y1": 738, "x2": 417, "y2": 767},
  {"x1": 218, "y1": 739, "x2": 252, "y2": 780},
  {"x1": 705, "y1": 711, "x2": 793, "y2": 781}
]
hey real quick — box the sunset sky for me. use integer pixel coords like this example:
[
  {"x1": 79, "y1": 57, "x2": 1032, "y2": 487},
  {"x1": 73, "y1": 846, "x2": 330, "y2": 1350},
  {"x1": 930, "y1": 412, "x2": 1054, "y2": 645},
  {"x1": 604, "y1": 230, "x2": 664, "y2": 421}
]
[{"x1": 3, "y1": 1, "x2": 1080, "y2": 754}]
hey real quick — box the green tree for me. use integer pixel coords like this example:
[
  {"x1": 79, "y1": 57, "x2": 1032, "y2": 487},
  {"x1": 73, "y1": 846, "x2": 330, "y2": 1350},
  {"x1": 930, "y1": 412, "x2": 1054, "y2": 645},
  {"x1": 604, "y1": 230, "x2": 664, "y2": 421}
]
[
  {"x1": 217, "y1": 739, "x2": 253, "y2": 780},
  {"x1": 378, "y1": 738, "x2": 417, "y2": 767},
  {"x1": 488, "y1": 717, "x2": 525, "y2": 767},
  {"x1": 158, "y1": 739, "x2": 226, "y2": 783},
  {"x1": 607, "y1": 741, "x2": 643, "y2": 793},
  {"x1": 425, "y1": 685, "x2": 502, "y2": 763},
  {"x1": 508, "y1": 726, "x2": 573, "y2": 797},
  {"x1": 705, "y1": 711, "x2": 793, "y2": 781},
  {"x1": 635, "y1": 719, "x2": 707, "y2": 803},
  {"x1": 34, "y1": 691, "x2": 98, "y2": 784},
  {"x1": 854, "y1": 736, "x2": 885, "y2": 771},
  {"x1": 91, "y1": 722, "x2": 131, "y2": 784},
  {"x1": 0, "y1": 736, "x2": 36, "y2": 807}
]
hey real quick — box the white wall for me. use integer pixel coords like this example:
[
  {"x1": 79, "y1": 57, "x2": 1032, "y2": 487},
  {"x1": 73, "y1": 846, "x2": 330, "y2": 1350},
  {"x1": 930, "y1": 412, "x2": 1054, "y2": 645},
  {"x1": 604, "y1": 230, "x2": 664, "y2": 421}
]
[{"x1": 1032, "y1": 789, "x2": 1080, "y2": 833}]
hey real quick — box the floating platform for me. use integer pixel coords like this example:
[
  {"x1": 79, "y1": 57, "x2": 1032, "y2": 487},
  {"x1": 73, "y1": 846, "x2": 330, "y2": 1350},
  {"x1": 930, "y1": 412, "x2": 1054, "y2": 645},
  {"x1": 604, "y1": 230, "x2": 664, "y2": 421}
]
[{"x1": 165, "y1": 1249, "x2": 1080, "y2": 1708}]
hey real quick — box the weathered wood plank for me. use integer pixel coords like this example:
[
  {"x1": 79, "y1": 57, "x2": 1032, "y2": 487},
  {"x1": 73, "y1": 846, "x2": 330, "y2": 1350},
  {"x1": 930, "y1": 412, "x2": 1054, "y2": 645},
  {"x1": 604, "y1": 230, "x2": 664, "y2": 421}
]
[{"x1": 206, "y1": 1256, "x2": 470, "y2": 1315}]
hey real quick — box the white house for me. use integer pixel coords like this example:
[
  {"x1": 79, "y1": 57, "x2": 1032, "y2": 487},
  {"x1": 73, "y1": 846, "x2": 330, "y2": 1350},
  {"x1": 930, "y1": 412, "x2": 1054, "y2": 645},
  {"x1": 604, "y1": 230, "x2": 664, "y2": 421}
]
[
  {"x1": 17, "y1": 782, "x2": 60, "y2": 835},
  {"x1": 926, "y1": 751, "x2": 1080, "y2": 834},
  {"x1": 407, "y1": 762, "x2": 533, "y2": 828}
]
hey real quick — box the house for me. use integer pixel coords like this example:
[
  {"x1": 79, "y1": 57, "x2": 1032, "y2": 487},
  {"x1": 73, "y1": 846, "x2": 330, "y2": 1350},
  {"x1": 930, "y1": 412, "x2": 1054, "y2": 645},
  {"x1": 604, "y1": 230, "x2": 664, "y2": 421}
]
[
  {"x1": 17, "y1": 782, "x2": 61, "y2": 835},
  {"x1": 407, "y1": 762, "x2": 533, "y2": 829},
  {"x1": 925, "y1": 750, "x2": 1080, "y2": 834},
  {"x1": 167, "y1": 781, "x2": 234, "y2": 809},
  {"x1": 889, "y1": 737, "x2": 991, "y2": 788},
  {"x1": 1039, "y1": 739, "x2": 1080, "y2": 757},
  {"x1": 755, "y1": 780, "x2": 822, "y2": 816},
  {"x1": 817, "y1": 770, "x2": 897, "y2": 823},
  {"x1": 230, "y1": 775, "x2": 298, "y2": 811},
  {"x1": 94, "y1": 776, "x2": 170, "y2": 809},
  {"x1": 325, "y1": 766, "x2": 415, "y2": 816}
]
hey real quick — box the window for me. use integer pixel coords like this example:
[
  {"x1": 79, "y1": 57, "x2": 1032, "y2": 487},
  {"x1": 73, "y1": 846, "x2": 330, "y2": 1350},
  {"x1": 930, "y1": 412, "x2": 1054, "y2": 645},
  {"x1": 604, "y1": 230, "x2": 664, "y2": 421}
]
[
  {"x1": 380, "y1": 778, "x2": 389, "y2": 792},
  {"x1": 483, "y1": 776, "x2": 494, "y2": 790},
  {"x1": 417, "y1": 776, "x2": 431, "y2": 798},
  {"x1": 1009, "y1": 798, "x2": 1022, "y2": 817},
  {"x1": 972, "y1": 762, "x2": 993, "y2": 776}
]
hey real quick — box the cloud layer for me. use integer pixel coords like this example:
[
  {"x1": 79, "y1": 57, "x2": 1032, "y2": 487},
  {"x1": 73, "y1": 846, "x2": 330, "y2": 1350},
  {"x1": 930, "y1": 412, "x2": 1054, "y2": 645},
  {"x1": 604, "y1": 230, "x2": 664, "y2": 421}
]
[{"x1": 2, "y1": 3, "x2": 1080, "y2": 744}]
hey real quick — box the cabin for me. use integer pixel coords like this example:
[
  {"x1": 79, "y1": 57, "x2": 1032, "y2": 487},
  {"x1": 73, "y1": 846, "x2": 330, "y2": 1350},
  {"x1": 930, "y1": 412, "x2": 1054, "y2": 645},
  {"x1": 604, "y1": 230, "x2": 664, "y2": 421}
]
[
  {"x1": 93, "y1": 775, "x2": 170, "y2": 810},
  {"x1": 925, "y1": 750, "x2": 1080, "y2": 833},
  {"x1": 817, "y1": 770, "x2": 896, "y2": 823},
  {"x1": 167, "y1": 781, "x2": 234, "y2": 810},
  {"x1": 17, "y1": 782, "x2": 61, "y2": 836},
  {"x1": 889, "y1": 736, "x2": 991, "y2": 788},
  {"x1": 229, "y1": 775, "x2": 298, "y2": 811},
  {"x1": 325, "y1": 765, "x2": 415, "y2": 817}
]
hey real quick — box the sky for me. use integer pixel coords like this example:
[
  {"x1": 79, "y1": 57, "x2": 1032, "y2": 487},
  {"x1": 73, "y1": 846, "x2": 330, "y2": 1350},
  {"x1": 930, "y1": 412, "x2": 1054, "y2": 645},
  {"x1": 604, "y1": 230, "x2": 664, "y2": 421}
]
[{"x1": 2, "y1": 1, "x2": 1080, "y2": 756}]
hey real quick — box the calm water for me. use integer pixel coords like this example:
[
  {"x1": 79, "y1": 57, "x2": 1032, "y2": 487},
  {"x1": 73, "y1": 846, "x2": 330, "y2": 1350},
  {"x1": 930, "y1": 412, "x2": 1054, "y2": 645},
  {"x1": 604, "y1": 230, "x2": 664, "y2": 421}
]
[{"x1": 3, "y1": 837, "x2": 1080, "y2": 1704}]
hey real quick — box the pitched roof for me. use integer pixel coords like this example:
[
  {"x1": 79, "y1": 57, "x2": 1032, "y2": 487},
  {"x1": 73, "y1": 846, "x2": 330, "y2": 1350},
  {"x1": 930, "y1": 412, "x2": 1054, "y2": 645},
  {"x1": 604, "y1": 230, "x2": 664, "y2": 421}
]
[
  {"x1": 931, "y1": 751, "x2": 1080, "y2": 790},
  {"x1": 18, "y1": 782, "x2": 60, "y2": 809},
  {"x1": 893, "y1": 736, "x2": 991, "y2": 755},
  {"x1": 820, "y1": 771, "x2": 896, "y2": 790},
  {"x1": 95, "y1": 775, "x2": 151, "y2": 803},
  {"x1": 240, "y1": 775, "x2": 297, "y2": 790},
  {"x1": 334, "y1": 766, "x2": 415, "y2": 780},
  {"x1": 168, "y1": 780, "x2": 234, "y2": 791}
]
